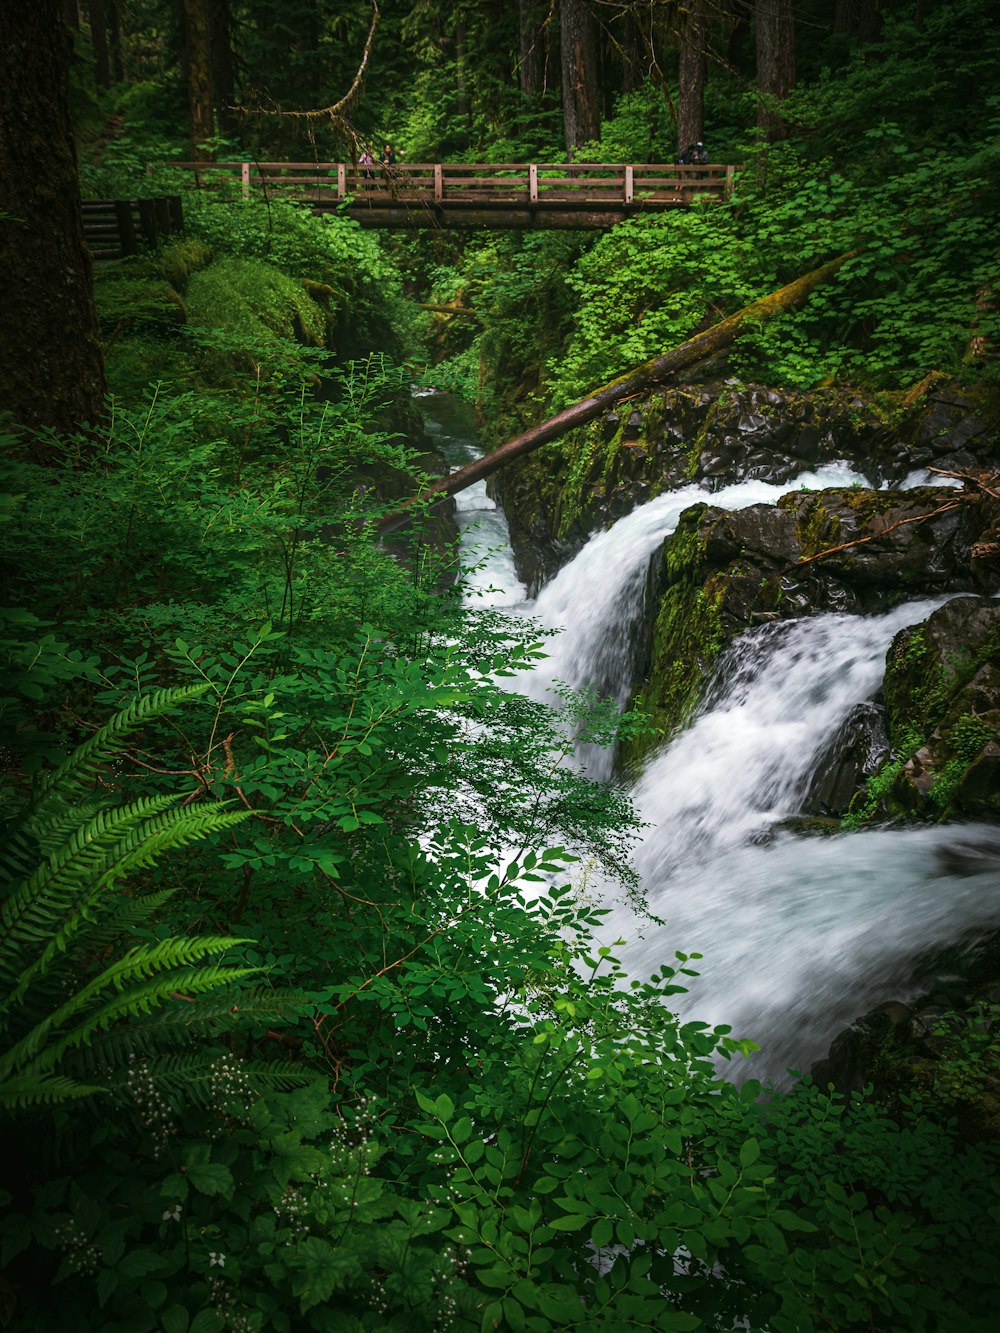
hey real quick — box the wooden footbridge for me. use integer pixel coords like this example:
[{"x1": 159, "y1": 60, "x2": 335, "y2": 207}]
[{"x1": 171, "y1": 160, "x2": 737, "y2": 230}]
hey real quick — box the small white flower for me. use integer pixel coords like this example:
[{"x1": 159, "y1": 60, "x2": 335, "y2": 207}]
[
  {"x1": 161, "y1": 1204, "x2": 182, "y2": 1222},
  {"x1": 209, "y1": 1251, "x2": 226, "y2": 1268}
]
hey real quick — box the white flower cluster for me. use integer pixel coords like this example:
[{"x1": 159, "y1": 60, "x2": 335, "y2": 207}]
[
  {"x1": 208, "y1": 1271, "x2": 253, "y2": 1333},
  {"x1": 430, "y1": 1245, "x2": 470, "y2": 1333},
  {"x1": 126, "y1": 1053, "x2": 176, "y2": 1156},
  {"x1": 53, "y1": 1217, "x2": 99, "y2": 1276},
  {"x1": 210, "y1": 1053, "x2": 253, "y2": 1116}
]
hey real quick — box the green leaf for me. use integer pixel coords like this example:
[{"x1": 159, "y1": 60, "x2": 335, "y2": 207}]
[
  {"x1": 186, "y1": 1162, "x2": 234, "y2": 1198},
  {"x1": 160, "y1": 1308, "x2": 189, "y2": 1333},
  {"x1": 739, "y1": 1137, "x2": 761, "y2": 1169}
]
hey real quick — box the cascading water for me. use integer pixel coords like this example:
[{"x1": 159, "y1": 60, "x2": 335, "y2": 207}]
[
  {"x1": 417, "y1": 390, "x2": 525, "y2": 607},
  {"x1": 415, "y1": 392, "x2": 1000, "y2": 1084},
  {"x1": 612, "y1": 603, "x2": 1000, "y2": 1080},
  {"x1": 524, "y1": 462, "x2": 865, "y2": 779}
]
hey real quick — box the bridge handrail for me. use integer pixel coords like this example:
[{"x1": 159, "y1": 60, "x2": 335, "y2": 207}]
[{"x1": 165, "y1": 159, "x2": 737, "y2": 206}]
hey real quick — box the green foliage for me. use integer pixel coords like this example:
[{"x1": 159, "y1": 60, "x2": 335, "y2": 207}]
[
  {"x1": 185, "y1": 256, "x2": 327, "y2": 347},
  {"x1": 0, "y1": 688, "x2": 261, "y2": 1112}
]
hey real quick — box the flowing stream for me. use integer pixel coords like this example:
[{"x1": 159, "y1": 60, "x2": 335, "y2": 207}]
[{"x1": 418, "y1": 392, "x2": 1000, "y2": 1083}]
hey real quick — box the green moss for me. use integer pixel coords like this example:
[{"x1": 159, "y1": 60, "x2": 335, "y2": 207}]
[
  {"x1": 185, "y1": 256, "x2": 328, "y2": 349},
  {"x1": 557, "y1": 418, "x2": 619, "y2": 537},
  {"x1": 95, "y1": 276, "x2": 187, "y2": 339},
  {"x1": 156, "y1": 238, "x2": 212, "y2": 293},
  {"x1": 104, "y1": 336, "x2": 191, "y2": 397},
  {"x1": 794, "y1": 495, "x2": 841, "y2": 558},
  {"x1": 621, "y1": 511, "x2": 728, "y2": 767}
]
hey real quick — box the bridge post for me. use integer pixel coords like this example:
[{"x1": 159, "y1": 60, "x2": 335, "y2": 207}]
[
  {"x1": 114, "y1": 200, "x2": 139, "y2": 256},
  {"x1": 434, "y1": 164, "x2": 443, "y2": 202},
  {"x1": 337, "y1": 164, "x2": 346, "y2": 199},
  {"x1": 529, "y1": 164, "x2": 538, "y2": 203},
  {"x1": 241, "y1": 162, "x2": 250, "y2": 200},
  {"x1": 624, "y1": 164, "x2": 634, "y2": 205}
]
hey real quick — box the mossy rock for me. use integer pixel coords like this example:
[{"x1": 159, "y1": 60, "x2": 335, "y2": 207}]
[
  {"x1": 185, "y1": 256, "x2": 328, "y2": 350},
  {"x1": 876, "y1": 596, "x2": 1000, "y2": 819},
  {"x1": 157, "y1": 238, "x2": 212, "y2": 294},
  {"x1": 95, "y1": 276, "x2": 187, "y2": 339}
]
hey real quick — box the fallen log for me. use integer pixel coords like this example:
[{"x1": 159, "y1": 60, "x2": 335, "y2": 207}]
[
  {"x1": 419, "y1": 302, "x2": 480, "y2": 319},
  {"x1": 378, "y1": 250, "x2": 858, "y2": 535}
]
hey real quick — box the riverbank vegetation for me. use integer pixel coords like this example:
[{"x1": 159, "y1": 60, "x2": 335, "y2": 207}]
[{"x1": 2, "y1": 2, "x2": 1000, "y2": 1329}]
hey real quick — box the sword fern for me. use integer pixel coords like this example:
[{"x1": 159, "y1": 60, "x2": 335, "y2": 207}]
[{"x1": 0, "y1": 687, "x2": 299, "y2": 1112}]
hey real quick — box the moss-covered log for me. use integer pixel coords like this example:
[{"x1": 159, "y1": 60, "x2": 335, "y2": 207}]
[{"x1": 379, "y1": 251, "x2": 857, "y2": 534}]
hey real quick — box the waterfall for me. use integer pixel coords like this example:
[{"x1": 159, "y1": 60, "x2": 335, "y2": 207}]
[
  {"x1": 523, "y1": 462, "x2": 864, "y2": 779},
  {"x1": 608, "y1": 601, "x2": 1000, "y2": 1080},
  {"x1": 415, "y1": 392, "x2": 1000, "y2": 1084},
  {"x1": 418, "y1": 389, "x2": 526, "y2": 607}
]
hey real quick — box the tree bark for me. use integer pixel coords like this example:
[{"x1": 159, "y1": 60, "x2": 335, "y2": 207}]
[
  {"x1": 621, "y1": 13, "x2": 644, "y2": 93},
  {"x1": 756, "y1": 0, "x2": 795, "y2": 140},
  {"x1": 560, "y1": 0, "x2": 601, "y2": 154},
  {"x1": 0, "y1": 0, "x2": 106, "y2": 440},
  {"x1": 87, "y1": 0, "x2": 111, "y2": 88},
  {"x1": 379, "y1": 252, "x2": 858, "y2": 532},
  {"x1": 107, "y1": 0, "x2": 123, "y2": 82},
  {"x1": 207, "y1": 0, "x2": 235, "y2": 138},
  {"x1": 519, "y1": 0, "x2": 545, "y2": 96},
  {"x1": 182, "y1": 0, "x2": 214, "y2": 159},
  {"x1": 678, "y1": 0, "x2": 707, "y2": 153}
]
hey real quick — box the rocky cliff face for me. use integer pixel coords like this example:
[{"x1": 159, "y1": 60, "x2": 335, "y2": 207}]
[
  {"x1": 625, "y1": 485, "x2": 1000, "y2": 809},
  {"x1": 495, "y1": 378, "x2": 997, "y2": 593}
]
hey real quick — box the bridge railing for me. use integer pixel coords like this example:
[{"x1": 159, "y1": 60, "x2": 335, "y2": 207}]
[{"x1": 168, "y1": 161, "x2": 736, "y2": 207}]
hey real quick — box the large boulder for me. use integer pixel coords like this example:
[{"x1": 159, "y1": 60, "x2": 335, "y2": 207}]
[
  {"x1": 873, "y1": 596, "x2": 1000, "y2": 820},
  {"x1": 628, "y1": 487, "x2": 1000, "y2": 746}
]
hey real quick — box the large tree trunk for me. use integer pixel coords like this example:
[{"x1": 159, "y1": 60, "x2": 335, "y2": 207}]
[
  {"x1": 0, "y1": 0, "x2": 106, "y2": 440},
  {"x1": 756, "y1": 0, "x2": 795, "y2": 140},
  {"x1": 678, "y1": 0, "x2": 707, "y2": 153},
  {"x1": 621, "y1": 12, "x2": 644, "y2": 93},
  {"x1": 379, "y1": 252, "x2": 858, "y2": 532},
  {"x1": 207, "y1": 0, "x2": 235, "y2": 138},
  {"x1": 107, "y1": 0, "x2": 123, "y2": 82},
  {"x1": 519, "y1": 0, "x2": 545, "y2": 96},
  {"x1": 87, "y1": 0, "x2": 111, "y2": 88},
  {"x1": 560, "y1": 0, "x2": 601, "y2": 154},
  {"x1": 182, "y1": 0, "x2": 214, "y2": 159}
]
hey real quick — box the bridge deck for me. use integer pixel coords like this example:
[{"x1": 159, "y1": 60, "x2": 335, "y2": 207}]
[{"x1": 170, "y1": 161, "x2": 736, "y2": 229}]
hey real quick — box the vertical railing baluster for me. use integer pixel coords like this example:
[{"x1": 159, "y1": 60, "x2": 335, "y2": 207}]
[
  {"x1": 625, "y1": 164, "x2": 634, "y2": 205},
  {"x1": 434, "y1": 164, "x2": 443, "y2": 202},
  {"x1": 529, "y1": 164, "x2": 538, "y2": 203},
  {"x1": 241, "y1": 162, "x2": 250, "y2": 200}
]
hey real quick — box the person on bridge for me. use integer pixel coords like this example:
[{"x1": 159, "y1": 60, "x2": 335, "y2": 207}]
[
  {"x1": 692, "y1": 142, "x2": 709, "y2": 165},
  {"x1": 381, "y1": 143, "x2": 397, "y2": 169},
  {"x1": 358, "y1": 146, "x2": 375, "y2": 186}
]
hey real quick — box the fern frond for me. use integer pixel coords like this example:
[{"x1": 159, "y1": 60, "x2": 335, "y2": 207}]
[
  {"x1": 38, "y1": 684, "x2": 210, "y2": 804},
  {"x1": 1, "y1": 941, "x2": 255, "y2": 1080},
  {"x1": 0, "y1": 793, "x2": 180, "y2": 969},
  {"x1": 73, "y1": 888, "x2": 177, "y2": 952},
  {"x1": 134, "y1": 1056, "x2": 320, "y2": 1106},
  {"x1": 0, "y1": 1072, "x2": 105, "y2": 1111},
  {"x1": 63, "y1": 989, "x2": 304, "y2": 1075},
  {"x1": 0, "y1": 802, "x2": 247, "y2": 1007}
]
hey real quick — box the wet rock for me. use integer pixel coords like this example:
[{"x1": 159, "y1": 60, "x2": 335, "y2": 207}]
[
  {"x1": 804, "y1": 702, "x2": 890, "y2": 817},
  {"x1": 880, "y1": 596, "x2": 1000, "y2": 819},
  {"x1": 631, "y1": 489, "x2": 1000, "y2": 746}
]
